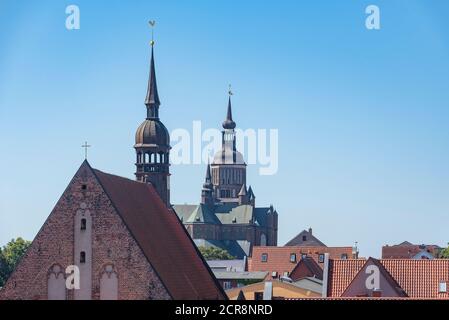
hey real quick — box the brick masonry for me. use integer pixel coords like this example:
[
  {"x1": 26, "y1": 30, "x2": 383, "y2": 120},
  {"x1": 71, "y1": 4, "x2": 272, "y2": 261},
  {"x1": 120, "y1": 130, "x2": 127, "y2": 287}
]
[{"x1": 0, "y1": 164, "x2": 171, "y2": 300}]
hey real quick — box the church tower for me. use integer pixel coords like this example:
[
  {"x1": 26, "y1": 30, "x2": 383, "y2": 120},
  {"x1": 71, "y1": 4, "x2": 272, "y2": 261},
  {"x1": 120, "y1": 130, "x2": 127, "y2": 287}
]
[
  {"x1": 134, "y1": 38, "x2": 170, "y2": 207},
  {"x1": 210, "y1": 91, "x2": 247, "y2": 203}
]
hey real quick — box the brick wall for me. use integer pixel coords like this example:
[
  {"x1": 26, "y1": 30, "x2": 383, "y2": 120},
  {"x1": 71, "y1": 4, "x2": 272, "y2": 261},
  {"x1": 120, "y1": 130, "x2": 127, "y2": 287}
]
[{"x1": 0, "y1": 164, "x2": 170, "y2": 300}]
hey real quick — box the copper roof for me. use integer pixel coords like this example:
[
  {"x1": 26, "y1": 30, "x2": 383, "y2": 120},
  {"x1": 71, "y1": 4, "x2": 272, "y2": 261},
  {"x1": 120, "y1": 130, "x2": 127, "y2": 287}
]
[{"x1": 134, "y1": 119, "x2": 170, "y2": 147}]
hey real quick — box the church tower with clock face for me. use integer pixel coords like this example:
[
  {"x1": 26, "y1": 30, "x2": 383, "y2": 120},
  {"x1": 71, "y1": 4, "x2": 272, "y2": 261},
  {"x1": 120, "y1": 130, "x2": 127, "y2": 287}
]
[{"x1": 134, "y1": 41, "x2": 171, "y2": 207}]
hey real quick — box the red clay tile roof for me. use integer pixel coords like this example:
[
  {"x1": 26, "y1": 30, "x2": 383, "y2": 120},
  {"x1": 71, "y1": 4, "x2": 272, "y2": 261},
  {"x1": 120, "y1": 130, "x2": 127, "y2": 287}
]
[
  {"x1": 290, "y1": 257, "x2": 323, "y2": 281},
  {"x1": 382, "y1": 244, "x2": 440, "y2": 259},
  {"x1": 249, "y1": 246, "x2": 354, "y2": 277},
  {"x1": 341, "y1": 258, "x2": 407, "y2": 297},
  {"x1": 382, "y1": 259, "x2": 449, "y2": 299},
  {"x1": 91, "y1": 165, "x2": 226, "y2": 300},
  {"x1": 327, "y1": 258, "x2": 449, "y2": 299},
  {"x1": 327, "y1": 259, "x2": 366, "y2": 297}
]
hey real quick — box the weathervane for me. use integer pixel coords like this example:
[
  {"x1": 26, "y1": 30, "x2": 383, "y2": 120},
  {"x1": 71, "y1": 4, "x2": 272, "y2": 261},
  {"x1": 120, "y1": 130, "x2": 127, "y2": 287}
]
[
  {"x1": 81, "y1": 141, "x2": 91, "y2": 160},
  {"x1": 149, "y1": 20, "x2": 156, "y2": 46},
  {"x1": 228, "y1": 84, "x2": 233, "y2": 96}
]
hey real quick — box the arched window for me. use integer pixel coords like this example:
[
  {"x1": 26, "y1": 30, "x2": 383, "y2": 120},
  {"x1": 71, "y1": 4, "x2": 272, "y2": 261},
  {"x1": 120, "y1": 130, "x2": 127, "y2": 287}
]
[
  {"x1": 80, "y1": 251, "x2": 86, "y2": 263},
  {"x1": 80, "y1": 218, "x2": 86, "y2": 231},
  {"x1": 100, "y1": 264, "x2": 118, "y2": 300},
  {"x1": 137, "y1": 152, "x2": 141, "y2": 163},
  {"x1": 260, "y1": 233, "x2": 267, "y2": 246},
  {"x1": 48, "y1": 264, "x2": 66, "y2": 300}
]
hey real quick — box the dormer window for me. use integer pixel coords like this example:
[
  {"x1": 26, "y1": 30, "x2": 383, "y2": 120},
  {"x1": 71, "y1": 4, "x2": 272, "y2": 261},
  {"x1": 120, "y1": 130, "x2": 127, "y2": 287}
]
[
  {"x1": 439, "y1": 282, "x2": 447, "y2": 293},
  {"x1": 261, "y1": 253, "x2": 268, "y2": 262},
  {"x1": 290, "y1": 253, "x2": 296, "y2": 263}
]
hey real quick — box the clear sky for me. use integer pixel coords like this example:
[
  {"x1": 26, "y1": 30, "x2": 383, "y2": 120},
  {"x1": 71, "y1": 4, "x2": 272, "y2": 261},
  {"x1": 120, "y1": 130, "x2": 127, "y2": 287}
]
[{"x1": 1, "y1": 0, "x2": 448, "y2": 258}]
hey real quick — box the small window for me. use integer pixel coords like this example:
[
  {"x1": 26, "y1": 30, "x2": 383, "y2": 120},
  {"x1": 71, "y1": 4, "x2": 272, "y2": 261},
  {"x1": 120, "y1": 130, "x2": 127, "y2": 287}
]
[
  {"x1": 283, "y1": 271, "x2": 289, "y2": 277},
  {"x1": 271, "y1": 271, "x2": 277, "y2": 278},
  {"x1": 302, "y1": 235, "x2": 307, "y2": 241},
  {"x1": 439, "y1": 282, "x2": 447, "y2": 293},
  {"x1": 318, "y1": 254, "x2": 325, "y2": 263},
  {"x1": 223, "y1": 281, "x2": 232, "y2": 290},
  {"x1": 261, "y1": 253, "x2": 268, "y2": 262},
  {"x1": 290, "y1": 253, "x2": 296, "y2": 263},
  {"x1": 80, "y1": 218, "x2": 87, "y2": 230},
  {"x1": 81, "y1": 184, "x2": 87, "y2": 190},
  {"x1": 301, "y1": 253, "x2": 307, "y2": 259},
  {"x1": 341, "y1": 253, "x2": 348, "y2": 260},
  {"x1": 254, "y1": 292, "x2": 264, "y2": 300},
  {"x1": 80, "y1": 251, "x2": 86, "y2": 263}
]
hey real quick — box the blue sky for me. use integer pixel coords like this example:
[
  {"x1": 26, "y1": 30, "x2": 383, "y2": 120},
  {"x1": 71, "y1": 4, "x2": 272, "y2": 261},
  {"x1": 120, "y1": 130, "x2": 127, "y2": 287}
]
[{"x1": 0, "y1": 0, "x2": 448, "y2": 258}]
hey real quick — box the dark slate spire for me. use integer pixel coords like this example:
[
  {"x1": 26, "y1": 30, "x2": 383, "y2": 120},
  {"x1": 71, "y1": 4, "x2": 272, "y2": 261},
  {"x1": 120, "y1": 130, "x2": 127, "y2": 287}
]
[
  {"x1": 247, "y1": 186, "x2": 254, "y2": 199},
  {"x1": 247, "y1": 185, "x2": 255, "y2": 206},
  {"x1": 201, "y1": 161, "x2": 214, "y2": 205},
  {"x1": 238, "y1": 183, "x2": 248, "y2": 205},
  {"x1": 145, "y1": 45, "x2": 160, "y2": 119},
  {"x1": 203, "y1": 162, "x2": 213, "y2": 190},
  {"x1": 222, "y1": 95, "x2": 236, "y2": 130}
]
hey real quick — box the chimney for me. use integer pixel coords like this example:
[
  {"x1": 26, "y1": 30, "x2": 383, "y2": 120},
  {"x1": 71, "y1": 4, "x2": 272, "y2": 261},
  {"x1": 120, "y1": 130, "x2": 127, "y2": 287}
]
[
  {"x1": 352, "y1": 241, "x2": 359, "y2": 259},
  {"x1": 321, "y1": 253, "x2": 330, "y2": 298},
  {"x1": 263, "y1": 282, "x2": 273, "y2": 300},
  {"x1": 308, "y1": 227, "x2": 312, "y2": 235}
]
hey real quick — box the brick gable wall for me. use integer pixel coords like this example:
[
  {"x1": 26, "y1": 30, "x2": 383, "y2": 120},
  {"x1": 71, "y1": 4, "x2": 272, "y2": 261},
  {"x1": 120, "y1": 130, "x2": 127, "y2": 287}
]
[{"x1": 0, "y1": 164, "x2": 170, "y2": 300}]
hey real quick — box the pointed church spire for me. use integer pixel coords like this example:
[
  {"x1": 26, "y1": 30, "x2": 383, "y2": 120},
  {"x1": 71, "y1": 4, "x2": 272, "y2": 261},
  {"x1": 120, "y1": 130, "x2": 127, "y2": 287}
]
[
  {"x1": 222, "y1": 85, "x2": 236, "y2": 129},
  {"x1": 203, "y1": 161, "x2": 212, "y2": 189},
  {"x1": 247, "y1": 185, "x2": 255, "y2": 206},
  {"x1": 201, "y1": 161, "x2": 214, "y2": 205},
  {"x1": 135, "y1": 21, "x2": 171, "y2": 207},
  {"x1": 205, "y1": 162, "x2": 211, "y2": 181},
  {"x1": 145, "y1": 21, "x2": 160, "y2": 119},
  {"x1": 238, "y1": 183, "x2": 248, "y2": 205},
  {"x1": 248, "y1": 186, "x2": 254, "y2": 199},
  {"x1": 238, "y1": 183, "x2": 247, "y2": 196}
]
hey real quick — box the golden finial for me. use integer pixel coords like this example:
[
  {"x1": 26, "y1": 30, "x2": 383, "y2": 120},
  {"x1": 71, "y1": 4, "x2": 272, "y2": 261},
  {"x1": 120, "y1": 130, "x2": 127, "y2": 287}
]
[
  {"x1": 149, "y1": 20, "x2": 156, "y2": 46},
  {"x1": 228, "y1": 84, "x2": 233, "y2": 96}
]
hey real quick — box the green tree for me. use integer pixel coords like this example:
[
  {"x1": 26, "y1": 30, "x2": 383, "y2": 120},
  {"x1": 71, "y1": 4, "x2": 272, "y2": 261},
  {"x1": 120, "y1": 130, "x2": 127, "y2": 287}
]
[
  {"x1": 439, "y1": 245, "x2": 449, "y2": 259},
  {"x1": 0, "y1": 250, "x2": 6, "y2": 287},
  {"x1": 198, "y1": 246, "x2": 235, "y2": 260},
  {"x1": 0, "y1": 238, "x2": 31, "y2": 287}
]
